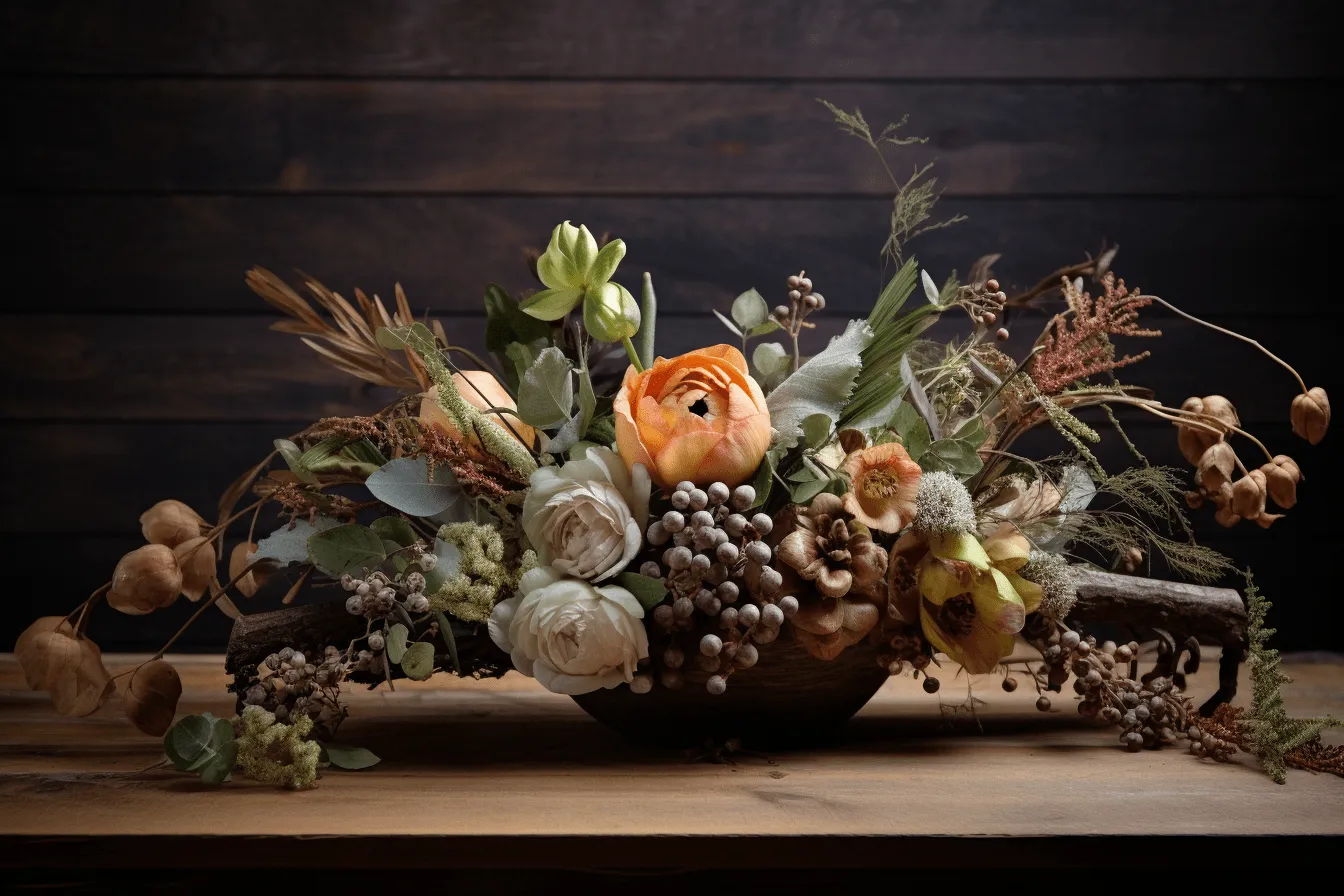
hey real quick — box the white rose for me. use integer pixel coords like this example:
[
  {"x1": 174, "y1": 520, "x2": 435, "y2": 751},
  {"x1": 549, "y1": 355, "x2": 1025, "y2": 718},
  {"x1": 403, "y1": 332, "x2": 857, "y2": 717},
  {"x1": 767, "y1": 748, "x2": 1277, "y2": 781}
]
[
  {"x1": 521, "y1": 445, "x2": 650, "y2": 582},
  {"x1": 489, "y1": 566, "x2": 649, "y2": 695}
]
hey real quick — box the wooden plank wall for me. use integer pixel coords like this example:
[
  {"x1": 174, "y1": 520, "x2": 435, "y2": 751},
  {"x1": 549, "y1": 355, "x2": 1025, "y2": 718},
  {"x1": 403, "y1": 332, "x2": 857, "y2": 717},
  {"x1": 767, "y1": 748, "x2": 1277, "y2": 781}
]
[{"x1": 0, "y1": 1, "x2": 1338, "y2": 650}]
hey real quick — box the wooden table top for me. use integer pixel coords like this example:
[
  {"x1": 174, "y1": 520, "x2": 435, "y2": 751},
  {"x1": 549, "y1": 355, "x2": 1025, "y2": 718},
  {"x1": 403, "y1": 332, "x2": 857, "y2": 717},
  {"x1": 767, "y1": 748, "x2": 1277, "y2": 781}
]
[{"x1": 2, "y1": 651, "x2": 1341, "y2": 869}]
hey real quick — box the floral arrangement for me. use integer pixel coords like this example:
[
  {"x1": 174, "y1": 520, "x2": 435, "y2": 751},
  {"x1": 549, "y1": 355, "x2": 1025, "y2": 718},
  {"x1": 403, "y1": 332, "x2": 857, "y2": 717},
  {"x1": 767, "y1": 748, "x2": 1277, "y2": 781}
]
[{"x1": 14, "y1": 105, "x2": 1340, "y2": 788}]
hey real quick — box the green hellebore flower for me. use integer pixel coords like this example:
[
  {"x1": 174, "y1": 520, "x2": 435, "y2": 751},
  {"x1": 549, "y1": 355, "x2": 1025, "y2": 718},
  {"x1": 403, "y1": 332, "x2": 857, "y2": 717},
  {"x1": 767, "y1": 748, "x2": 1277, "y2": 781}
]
[{"x1": 521, "y1": 221, "x2": 640, "y2": 342}]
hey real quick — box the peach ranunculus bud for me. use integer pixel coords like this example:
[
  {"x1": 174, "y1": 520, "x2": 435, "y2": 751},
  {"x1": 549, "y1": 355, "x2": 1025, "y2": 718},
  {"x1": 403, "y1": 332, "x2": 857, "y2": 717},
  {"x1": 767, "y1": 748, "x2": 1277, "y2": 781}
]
[
  {"x1": 840, "y1": 442, "x2": 923, "y2": 533},
  {"x1": 613, "y1": 345, "x2": 771, "y2": 488},
  {"x1": 419, "y1": 371, "x2": 535, "y2": 449},
  {"x1": 1290, "y1": 386, "x2": 1330, "y2": 445}
]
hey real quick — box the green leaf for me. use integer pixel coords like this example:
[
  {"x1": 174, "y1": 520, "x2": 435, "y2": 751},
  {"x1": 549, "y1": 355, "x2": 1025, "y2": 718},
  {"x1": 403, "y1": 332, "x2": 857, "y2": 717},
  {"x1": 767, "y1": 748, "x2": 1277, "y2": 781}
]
[
  {"x1": 273, "y1": 438, "x2": 319, "y2": 484},
  {"x1": 800, "y1": 413, "x2": 833, "y2": 450},
  {"x1": 253, "y1": 516, "x2": 340, "y2": 567},
  {"x1": 924, "y1": 439, "x2": 983, "y2": 479},
  {"x1": 731, "y1": 288, "x2": 769, "y2": 330},
  {"x1": 198, "y1": 740, "x2": 238, "y2": 786},
  {"x1": 615, "y1": 572, "x2": 668, "y2": 611},
  {"x1": 520, "y1": 286, "x2": 582, "y2": 321},
  {"x1": 400, "y1": 641, "x2": 436, "y2": 681},
  {"x1": 712, "y1": 308, "x2": 743, "y2": 339},
  {"x1": 766, "y1": 320, "x2": 873, "y2": 449},
  {"x1": 307, "y1": 524, "x2": 387, "y2": 578},
  {"x1": 323, "y1": 742, "x2": 382, "y2": 771},
  {"x1": 423, "y1": 538, "x2": 461, "y2": 593},
  {"x1": 746, "y1": 319, "x2": 782, "y2": 338},
  {"x1": 505, "y1": 339, "x2": 545, "y2": 388},
  {"x1": 369, "y1": 517, "x2": 418, "y2": 547},
  {"x1": 752, "y1": 341, "x2": 789, "y2": 378},
  {"x1": 747, "y1": 450, "x2": 780, "y2": 509},
  {"x1": 576, "y1": 364, "x2": 597, "y2": 437},
  {"x1": 434, "y1": 611, "x2": 461, "y2": 675},
  {"x1": 952, "y1": 415, "x2": 987, "y2": 448},
  {"x1": 517, "y1": 347, "x2": 574, "y2": 428},
  {"x1": 366, "y1": 456, "x2": 466, "y2": 518},
  {"x1": 900, "y1": 353, "x2": 942, "y2": 440},
  {"x1": 164, "y1": 714, "x2": 216, "y2": 771},
  {"x1": 790, "y1": 476, "x2": 832, "y2": 504},
  {"x1": 484, "y1": 283, "x2": 550, "y2": 354},
  {"x1": 385, "y1": 623, "x2": 410, "y2": 664}
]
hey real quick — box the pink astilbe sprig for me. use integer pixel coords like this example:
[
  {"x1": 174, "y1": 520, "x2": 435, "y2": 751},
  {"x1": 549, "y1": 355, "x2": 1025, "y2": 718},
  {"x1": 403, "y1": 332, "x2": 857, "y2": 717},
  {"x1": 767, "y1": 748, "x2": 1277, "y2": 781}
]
[{"x1": 1027, "y1": 272, "x2": 1161, "y2": 394}]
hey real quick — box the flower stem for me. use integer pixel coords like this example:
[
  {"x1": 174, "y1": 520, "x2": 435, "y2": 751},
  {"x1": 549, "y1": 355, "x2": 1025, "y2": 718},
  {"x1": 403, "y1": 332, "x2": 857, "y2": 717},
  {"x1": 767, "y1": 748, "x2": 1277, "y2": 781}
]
[
  {"x1": 152, "y1": 559, "x2": 266, "y2": 660},
  {"x1": 622, "y1": 336, "x2": 645, "y2": 372},
  {"x1": 1144, "y1": 295, "x2": 1309, "y2": 394}
]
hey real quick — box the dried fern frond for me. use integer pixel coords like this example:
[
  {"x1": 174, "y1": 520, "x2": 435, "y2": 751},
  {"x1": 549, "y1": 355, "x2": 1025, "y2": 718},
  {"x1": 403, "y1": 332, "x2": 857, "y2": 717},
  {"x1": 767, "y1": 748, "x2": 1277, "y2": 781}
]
[{"x1": 246, "y1": 267, "x2": 432, "y2": 391}]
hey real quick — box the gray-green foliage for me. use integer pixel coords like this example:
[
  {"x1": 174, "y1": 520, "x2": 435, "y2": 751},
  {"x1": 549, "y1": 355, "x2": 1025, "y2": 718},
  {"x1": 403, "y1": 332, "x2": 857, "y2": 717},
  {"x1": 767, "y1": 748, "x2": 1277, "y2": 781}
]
[
  {"x1": 366, "y1": 456, "x2": 467, "y2": 519},
  {"x1": 1242, "y1": 575, "x2": 1341, "y2": 784},
  {"x1": 306, "y1": 523, "x2": 388, "y2": 578},
  {"x1": 517, "y1": 347, "x2": 574, "y2": 429},
  {"x1": 766, "y1": 319, "x2": 873, "y2": 449},
  {"x1": 165, "y1": 712, "x2": 237, "y2": 786}
]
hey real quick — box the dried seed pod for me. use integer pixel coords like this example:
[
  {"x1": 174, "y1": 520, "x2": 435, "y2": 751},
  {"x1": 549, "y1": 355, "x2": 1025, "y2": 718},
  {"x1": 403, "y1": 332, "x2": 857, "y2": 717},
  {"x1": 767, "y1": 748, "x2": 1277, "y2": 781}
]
[
  {"x1": 1230, "y1": 469, "x2": 1267, "y2": 520},
  {"x1": 1177, "y1": 395, "x2": 1237, "y2": 465},
  {"x1": 138, "y1": 499, "x2": 207, "y2": 549},
  {"x1": 1261, "y1": 455, "x2": 1302, "y2": 509},
  {"x1": 1290, "y1": 386, "x2": 1330, "y2": 445},
  {"x1": 123, "y1": 660, "x2": 182, "y2": 737},
  {"x1": 172, "y1": 536, "x2": 218, "y2": 602},
  {"x1": 109, "y1": 544, "x2": 183, "y2": 615},
  {"x1": 15, "y1": 617, "x2": 113, "y2": 717},
  {"x1": 1195, "y1": 442, "x2": 1237, "y2": 493}
]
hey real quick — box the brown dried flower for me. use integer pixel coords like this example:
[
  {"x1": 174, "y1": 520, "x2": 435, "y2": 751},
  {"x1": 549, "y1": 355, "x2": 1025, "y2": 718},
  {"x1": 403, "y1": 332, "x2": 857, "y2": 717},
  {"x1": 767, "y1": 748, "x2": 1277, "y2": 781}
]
[
  {"x1": 1027, "y1": 273, "x2": 1159, "y2": 394},
  {"x1": 840, "y1": 442, "x2": 922, "y2": 533},
  {"x1": 774, "y1": 494, "x2": 889, "y2": 660},
  {"x1": 1290, "y1": 386, "x2": 1330, "y2": 445},
  {"x1": 1177, "y1": 395, "x2": 1238, "y2": 465},
  {"x1": 109, "y1": 544, "x2": 183, "y2": 615},
  {"x1": 172, "y1": 536, "x2": 218, "y2": 602},
  {"x1": 139, "y1": 499, "x2": 206, "y2": 549},
  {"x1": 1261, "y1": 455, "x2": 1302, "y2": 510},
  {"x1": 123, "y1": 660, "x2": 183, "y2": 737},
  {"x1": 1195, "y1": 442, "x2": 1238, "y2": 493},
  {"x1": 13, "y1": 616, "x2": 113, "y2": 718}
]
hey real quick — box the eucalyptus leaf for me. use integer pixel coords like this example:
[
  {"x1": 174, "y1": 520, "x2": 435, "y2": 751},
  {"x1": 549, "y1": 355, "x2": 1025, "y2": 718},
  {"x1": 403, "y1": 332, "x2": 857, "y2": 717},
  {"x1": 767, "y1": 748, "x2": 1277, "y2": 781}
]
[
  {"x1": 505, "y1": 339, "x2": 545, "y2": 388},
  {"x1": 369, "y1": 517, "x2": 418, "y2": 547},
  {"x1": 164, "y1": 714, "x2": 216, "y2": 771},
  {"x1": 747, "y1": 319, "x2": 782, "y2": 337},
  {"x1": 306, "y1": 524, "x2": 387, "y2": 578},
  {"x1": 925, "y1": 439, "x2": 983, "y2": 479},
  {"x1": 712, "y1": 308, "x2": 743, "y2": 338},
  {"x1": 747, "y1": 450, "x2": 779, "y2": 510},
  {"x1": 198, "y1": 740, "x2": 238, "y2": 786},
  {"x1": 385, "y1": 623, "x2": 410, "y2": 664},
  {"x1": 323, "y1": 742, "x2": 382, "y2": 771},
  {"x1": 790, "y1": 476, "x2": 832, "y2": 504},
  {"x1": 484, "y1": 283, "x2": 550, "y2": 353},
  {"x1": 752, "y1": 341, "x2": 789, "y2": 378},
  {"x1": 799, "y1": 413, "x2": 833, "y2": 450},
  {"x1": 400, "y1": 641, "x2": 436, "y2": 681},
  {"x1": 766, "y1": 320, "x2": 873, "y2": 449},
  {"x1": 366, "y1": 456, "x2": 466, "y2": 518},
  {"x1": 252, "y1": 517, "x2": 341, "y2": 567},
  {"x1": 730, "y1": 288, "x2": 769, "y2": 330},
  {"x1": 517, "y1": 347, "x2": 574, "y2": 429},
  {"x1": 615, "y1": 572, "x2": 668, "y2": 612},
  {"x1": 952, "y1": 415, "x2": 987, "y2": 449},
  {"x1": 424, "y1": 538, "x2": 462, "y2": 593},
  {"x1": 899, "y1": 353, "x2": 942, "y2": 441}
]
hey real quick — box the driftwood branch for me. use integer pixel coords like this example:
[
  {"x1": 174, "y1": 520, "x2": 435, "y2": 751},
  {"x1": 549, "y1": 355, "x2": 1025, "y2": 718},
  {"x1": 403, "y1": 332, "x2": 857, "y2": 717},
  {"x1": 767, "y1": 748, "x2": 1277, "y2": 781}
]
[
  {"x1": 226, "y1": 570, "x2": 1247, "y2": 713},
  {"x1": 1065, "y1": 568, "x2": 1246, "y2": 714}
]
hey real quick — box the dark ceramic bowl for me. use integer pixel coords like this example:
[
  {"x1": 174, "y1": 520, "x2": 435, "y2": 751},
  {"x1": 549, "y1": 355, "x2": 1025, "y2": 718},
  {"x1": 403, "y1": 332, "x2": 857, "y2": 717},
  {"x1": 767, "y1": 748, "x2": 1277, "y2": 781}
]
[{"x1": 570, "y1": 628, "x2": 889, "y2": 748}]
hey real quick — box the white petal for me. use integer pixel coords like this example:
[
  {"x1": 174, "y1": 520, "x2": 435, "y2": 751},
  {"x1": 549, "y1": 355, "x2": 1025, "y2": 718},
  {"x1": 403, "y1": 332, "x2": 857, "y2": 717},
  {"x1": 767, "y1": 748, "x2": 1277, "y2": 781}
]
[{"x1": 488, "y1": 596, "x2": 520, "y2": 654}]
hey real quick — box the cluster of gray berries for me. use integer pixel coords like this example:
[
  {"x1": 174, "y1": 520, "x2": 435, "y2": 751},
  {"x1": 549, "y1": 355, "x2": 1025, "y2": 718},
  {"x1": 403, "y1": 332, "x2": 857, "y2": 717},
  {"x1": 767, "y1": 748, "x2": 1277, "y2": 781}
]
[
  {"x1": 340, "y1": 545, "x2": 438, "y2": 619},
  {"x1": 640, "y1": 480, "x2": 798, "y2": 695},
  {"x1": 242, "y1": 644, "x2": 347, "y2": 737},
  {"x1": 1031, "y1": 629, "x2": 1193, "y2": 753}
]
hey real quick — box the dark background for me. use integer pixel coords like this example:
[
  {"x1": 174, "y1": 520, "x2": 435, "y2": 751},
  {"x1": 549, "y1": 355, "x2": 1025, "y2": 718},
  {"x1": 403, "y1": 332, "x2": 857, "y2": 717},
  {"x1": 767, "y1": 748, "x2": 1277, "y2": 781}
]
[{"x1": 0, "y1": 1, "x2": 1338, "y2": 652}]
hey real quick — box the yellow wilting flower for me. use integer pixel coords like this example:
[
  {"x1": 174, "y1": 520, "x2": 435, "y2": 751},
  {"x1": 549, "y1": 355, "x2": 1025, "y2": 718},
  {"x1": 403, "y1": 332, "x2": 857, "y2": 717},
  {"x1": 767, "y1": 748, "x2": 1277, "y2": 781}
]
[{"x1": 914, "y1": 523, "x2": 1041, "y2": 674}]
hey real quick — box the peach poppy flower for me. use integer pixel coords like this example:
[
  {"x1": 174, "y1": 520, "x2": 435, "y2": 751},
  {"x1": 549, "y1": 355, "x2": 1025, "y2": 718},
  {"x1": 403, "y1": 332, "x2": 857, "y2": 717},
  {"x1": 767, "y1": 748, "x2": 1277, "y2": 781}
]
[
  {"x1": 840, "y1": 442, "x2": 923, "y2": 533},
  {"x1": 613, "y1": 345, "x2": 771, "y2": 488},
  {"x1": 419, "y1": 370, "x2": 535, "y2": 449}
]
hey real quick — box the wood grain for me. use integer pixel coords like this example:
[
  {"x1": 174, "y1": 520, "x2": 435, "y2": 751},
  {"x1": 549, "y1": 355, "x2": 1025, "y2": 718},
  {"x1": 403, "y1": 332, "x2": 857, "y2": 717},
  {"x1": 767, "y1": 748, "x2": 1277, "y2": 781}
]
[
  {"x1": 0, "y1": 0, "x2": 1330, "y2": 79},
  {"x1": 7, "y1": 195, "x2": 1334, "y2": 315},
  {"x1": 6, "y1": 81, "x2": 1335, "y2": 195},
  {"x1": 2, "y1": 314, "x2": 1334, "y2": 423},
  {"x1": 0, "y1": 651, "x2": 1340, "y2": 869}
]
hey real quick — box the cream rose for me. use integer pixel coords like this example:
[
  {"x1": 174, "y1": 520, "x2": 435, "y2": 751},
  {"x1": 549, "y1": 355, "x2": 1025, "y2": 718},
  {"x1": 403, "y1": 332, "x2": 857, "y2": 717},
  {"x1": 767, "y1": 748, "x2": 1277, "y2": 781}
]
[
  {"x1": 489, "y1": 566, "x2": 649, "y2": 695},
  {"x1": 521, "y1": 445, "x2": 650, "y2": 582}
]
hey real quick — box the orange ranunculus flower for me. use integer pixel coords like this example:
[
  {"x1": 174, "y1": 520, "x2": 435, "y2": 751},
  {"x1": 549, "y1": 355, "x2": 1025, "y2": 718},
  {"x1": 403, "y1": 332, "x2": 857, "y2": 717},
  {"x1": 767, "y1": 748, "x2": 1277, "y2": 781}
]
[
  {"x1": 419, "y1": 371, "x2": 535, "y2": 449},
  {"x1": 613, "y1": 345, "x2": 771, "y2": 488},
  {"x1": 840, "y1": 442, "x2": 923, "y2": 533}
]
